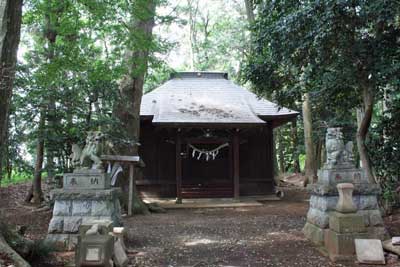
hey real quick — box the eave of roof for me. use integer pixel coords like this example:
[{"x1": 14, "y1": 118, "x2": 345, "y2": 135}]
[{"x1": 140, "y1": 72, "x2": 299, "y2": 126}]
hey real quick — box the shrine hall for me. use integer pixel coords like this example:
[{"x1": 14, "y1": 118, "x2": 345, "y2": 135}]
[{"x1": 138, "y1": 72, "x2": 298, "y2": 202}]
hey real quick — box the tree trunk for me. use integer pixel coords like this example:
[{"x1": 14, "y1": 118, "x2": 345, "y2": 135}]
[
  {"x1": 43, "y1": 6, "x2": 60, "y2": 187},
  {"x1": 244, "y1": 0, "x2": 255, "y2": 24},
  {"x1": 276, "y1": 129, "x2": 285, "y2": 173},
  {"x1": 0, "y1": 0, "x2": 23, "y2": 180},
  {"x1": 291, "y1": 120, "x2": 300, "y2": 173},
  {"x1": 302, "y1": 93, "x2": 316, "y2": 183},
  {"x1": 187, "y1": 0, "x2": 199, "y2": 70},
  {"x1": 0, "y1": 232, "x2": 30, "y2": 267},
  {"x1": 25, "y1": 111, "x2": 45, "y2": 204},
  {"x1": 113, "y1": 0, "x2": 156, "y2": 215},
  {"x1": 315, "y1": 138, "x2": 323, "y2": 170},
  {"x1": 356, "y1": 86, "x2": 375, "y2": 183}
]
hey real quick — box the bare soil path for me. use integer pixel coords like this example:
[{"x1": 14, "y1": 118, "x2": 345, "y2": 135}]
[
  {"x1": 1, "y1": 184, "x2": 400, "y2": 267},
  {"x1": 123, "y1": 190, "x2": 363, "y2": 267}
]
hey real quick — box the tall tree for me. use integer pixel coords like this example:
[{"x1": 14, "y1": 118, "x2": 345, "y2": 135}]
[
  {"x1": 302, "y1": 93, "x2": 316, "y2": 182},
  {"x1": 0, "y1": 0, "x2": 23, "y2": 181},
  {"x1": 243, "y1": 0, "x2": 400, "y2": 183},
  {"x1": 113, "y1": 0, "x2": 157, "y2": 214}
]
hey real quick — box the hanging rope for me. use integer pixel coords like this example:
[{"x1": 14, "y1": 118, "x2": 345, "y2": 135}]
[{"x1": 188, "y1": 143, "x2": 229, "y2": 161}]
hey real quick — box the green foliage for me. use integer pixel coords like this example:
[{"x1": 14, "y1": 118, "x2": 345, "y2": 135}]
[
  {"x1": 171, "y1": 0, "x2": 249, "y2": 82},
  {"x1": 0, "y1": 170, "x2": 33, "y2": 187},
  {"x1": 243, "y1": 0, "x2": 400, "y2": 186},
  {"x1": 369, "y1": 93, "x2": 400, "y2": 204},
  {"x1": 25, "y1": 239, "x2": 55, "y2": 262}
]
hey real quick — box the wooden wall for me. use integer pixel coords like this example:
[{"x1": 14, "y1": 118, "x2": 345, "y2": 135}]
[{"x1": 137, "y1": 120, "x2": 275, "y2": 198}]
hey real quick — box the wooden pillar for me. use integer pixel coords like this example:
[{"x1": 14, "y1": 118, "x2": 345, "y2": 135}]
[
  {"x1": 128, "y1": 164, "x2": 134, "y2": 216},
  {"x1": 175, "y1": 130, "x2": 182, "y2": 204},
  {"x1": 233, "y1": 130, "x2": 240, "y2": 199}
]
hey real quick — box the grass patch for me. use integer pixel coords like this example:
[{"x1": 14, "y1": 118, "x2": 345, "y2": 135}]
[{"x1": 0, "y1": 170, "x2": 32, "y2": 187}]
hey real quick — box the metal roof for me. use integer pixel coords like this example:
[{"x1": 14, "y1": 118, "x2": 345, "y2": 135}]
[{"x1": 140, "y1": 72, "x2": 298, "y2": 126}]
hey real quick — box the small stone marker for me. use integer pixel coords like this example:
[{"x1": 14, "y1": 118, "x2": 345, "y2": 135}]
[
  {"x1": 383, "y1": 240, "x2": 400, "y2": 256},
  {"x1": 392, "y1": 237, "x2": 400, "y2": 246},
  {"x1": 76, "y1": 225, "x2": 114, "y2": 267},
  {"x1": 355, "y1": 239, "x2": 385, "y2": 265},
  {"x1": 113, "y1": 239, "x2": 129, "y2": 267}
]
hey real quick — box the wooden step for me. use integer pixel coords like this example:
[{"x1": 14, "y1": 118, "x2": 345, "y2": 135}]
[{"x1": 181, "y1": 184, "x2": 233, "y2": 198}]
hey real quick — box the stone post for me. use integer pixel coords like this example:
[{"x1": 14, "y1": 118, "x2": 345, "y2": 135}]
[{"x1": 335, "y1": 183, "x2": 357, "y2": 213}]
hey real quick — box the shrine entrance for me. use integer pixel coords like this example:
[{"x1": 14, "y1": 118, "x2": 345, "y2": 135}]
[{"x1": 182, "y1": 140, "x2": 233, "y2": 198}]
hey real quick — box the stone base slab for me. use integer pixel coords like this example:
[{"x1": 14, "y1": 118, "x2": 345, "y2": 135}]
[
  {"x1": 324, "y1": 229, "x2": 368, "y2": 261},
  {"x1": 47, "y1": 188, "x2": 122, "y2": 250},
  {"x1": 329, "y1": 212, "x2": 366, "y2": 234},
  {"x1": 303, "y1": 222, "x2": 326, "y2": 246},
  {"x1": 306, "y1": 194, "x2": 382, "y2": 229},
  {"x1": 50, "y1": 188, "x2": 121, "y2": 201},
  {"x1": 308, "y1": 182, "x2": 380, "y2": 196}
]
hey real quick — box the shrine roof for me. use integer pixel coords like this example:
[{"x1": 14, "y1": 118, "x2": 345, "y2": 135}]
[{"x1": 140, "y1": 72, "x2": 299, "y2": 126}]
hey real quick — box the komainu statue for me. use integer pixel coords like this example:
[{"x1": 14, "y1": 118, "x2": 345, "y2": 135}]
[
  {"x1": 70, "y1": 131, "x2": 103, "y2": 169},
  {"x1": 325, "y1": 128, "x2": 354, "y2": 168}
]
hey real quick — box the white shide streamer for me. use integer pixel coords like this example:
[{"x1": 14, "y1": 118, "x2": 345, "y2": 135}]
[{"x1": 189, "y1": 143, "x2": 229, "y2": 161}]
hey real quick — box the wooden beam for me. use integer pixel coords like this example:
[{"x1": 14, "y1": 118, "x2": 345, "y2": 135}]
[
  {"x1": 101, "y1": 155, "x2": 140, "y2": 163},
  {"x1": 233, "y1": 130, "x2": 240, "y2": 199},
  {"x1": 175, "y1": 130, "x2": 183, "y2": 204}
]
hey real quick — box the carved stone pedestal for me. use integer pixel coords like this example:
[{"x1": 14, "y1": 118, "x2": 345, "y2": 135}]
[
  {"x1": 47, "y1": 170, "x2": 122, "y2": 250},
  {"x1": 303, "y1": 168, "x2": 385, "y2": 246}
]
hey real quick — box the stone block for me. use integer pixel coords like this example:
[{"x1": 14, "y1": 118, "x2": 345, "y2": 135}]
[
  {"x1": 48, "y1": 217, "x2": 64, "y2": 234},
  {"x1": 318, "y1": 168, "x2": 364, "y2": 186},
  {"x1": 79, "y1": 220, "x2": 113, "y2": 236},
  {"x1": 366, "y1": 226, "x2": 388, "y2": 240},
  {"x1": 64, "y1": 169, "x2": 110, "y2": 190},
  {"x1": 369, "y1": 210, "x2": 384, "y2": 226},
  {"x1": 393, "y1": 237, "x2": 400, "y2": 245},
  {"x1": 306, "y1": 208, "x2": 329, "y2": 228},
  {"x1": 303, "y1": 222, "x2": 325, "y2": 246},
  {"x1": 310, "y1": 195, "x2": 338, "y2": 211},
  {"x1": 63, "y1": 217, "x2": 83, "y2": 233},
  {"x1": 76, "y1": 234, "x2": 114, "y2": 267},
  {"x1": 355, "y1": 239, "x2": 385, "y2": 265},
  {"x1": 324, "y1": 229, "x2": 368, "y2": 260},
  {"x1": 383, "y1": 240, "x2": 400, "y2": 256},
  {"x1": 329, "y1": 212, "x2": 366, "y2": 234},
  {"x1": 51, "y1": 188, "x2": 121, "y2": 201},
  {"x1": 72, "y1": 200, "x2": 92, "y2": 216},
  {"x1": 112, "y1": 227, "x2": 127, "y2": 250},
  {"x1": 357, "y1": 210, "x2": 370, "y2": 226},
  {"x1": 92, "y1": 200, "x2": 113, "y2": 216},
  {"x1": 53, "y1": 200, "x2": 71, "y2": 216},
  {"x1": 113, "y1": 239, "x2": 128, "y2": 267},
  {"x1": 358, "y1": 195, "x2": 378, "y2": 210},
  {"x1": 335, "y1": 183, "x2": 357, "y2": 213}
]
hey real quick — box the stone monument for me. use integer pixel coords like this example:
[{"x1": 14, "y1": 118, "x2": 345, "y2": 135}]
[
  {"x1": 47, "y1": 131, "x2": 122, "y2": 250},
  {"x1": 303, "y1": 128, "x2": 386, "y2": 248}
]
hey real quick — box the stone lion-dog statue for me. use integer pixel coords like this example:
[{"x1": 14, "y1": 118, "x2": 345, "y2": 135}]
[{"x1": 70, "y1": 131, "x2": 104, "y2": 169}]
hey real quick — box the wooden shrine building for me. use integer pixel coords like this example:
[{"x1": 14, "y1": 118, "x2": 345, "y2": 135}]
[{"x1": 138, "y1": 72, "x2": 298, "y2": 201}]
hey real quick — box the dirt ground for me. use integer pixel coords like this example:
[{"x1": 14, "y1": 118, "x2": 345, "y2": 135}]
[{"x1": 1, "y1": 184, "x2": 400, "y2": 267}]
